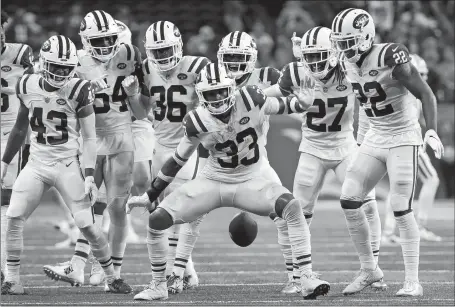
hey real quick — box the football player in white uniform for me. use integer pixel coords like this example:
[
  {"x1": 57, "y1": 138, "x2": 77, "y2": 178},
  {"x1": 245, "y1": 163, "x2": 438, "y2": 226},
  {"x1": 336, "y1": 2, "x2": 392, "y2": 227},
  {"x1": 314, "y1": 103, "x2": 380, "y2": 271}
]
[
  {"x1": 1, "y1": 35, "x2": 131, "y2": 294},
  {"x1": 264, "y1": 26, "x2": 384, "y2": 294},
  {"x1": 43, "y1": 10, "x2": 143, "y2": 290},
  {"x1": 0, "y1": 10, "x2": 34, "y2": 284},
  {"x1": 330, "y1": 9, "x2": 444, "y2": 296},
  {"x1": 165, "y1": 31, "x2": 283, "y2": 294},
  {"x1": 126, "y1": 63, "x2": 330, "y2": 301},
  {"x1": 381, "y1": 54, "x2": 442, "y2": 244},
  {"x1": 122, "y1": 20, "x2": 210, "y2": 290}
]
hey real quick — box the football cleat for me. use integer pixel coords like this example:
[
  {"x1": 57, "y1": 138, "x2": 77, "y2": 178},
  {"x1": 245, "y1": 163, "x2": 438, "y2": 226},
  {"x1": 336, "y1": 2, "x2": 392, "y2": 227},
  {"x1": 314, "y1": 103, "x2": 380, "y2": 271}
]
[
  {"x1": 105, "y1": 278, "x2": 133, "y2": 294},
  {"x1": 342, "y1": 266, "x2": 383, "y2": 295},
  {"x1": 1, "y1": 281, "x2": 25, "y2": 295},
  {"x1": 300, "y1": 272, "x2": 330, "y2": 299},
  {"x1": 43, "y1": 264, "x2": 84, "y2": 286},
  {"x1": 396, "y1": 280, "x2": 423, "y2": 296},
  {"x1": 134, "y1": 280, "x2": 168, "y2": 300},
  {"x1": 419, "y1": 227, "x2": 442, "y2": 242},
  {"x1": 183, "y1": 274, "x2": 199, "y2": 290},
  {"x1": 228, "y1": 211, "x2": 258, "y2": 247},
  {"x1": 281, "y1": 280, "x2": 302, "y2": 294},
  {"x1": 167, "y1": 273, "x2": 183, "y2": 294},
  {"x1": 89, "y1": 258, "x2": 105, "y2": 286},
  {"x1": 371, "y1": 278, "x2": 388, "y2": 290}
]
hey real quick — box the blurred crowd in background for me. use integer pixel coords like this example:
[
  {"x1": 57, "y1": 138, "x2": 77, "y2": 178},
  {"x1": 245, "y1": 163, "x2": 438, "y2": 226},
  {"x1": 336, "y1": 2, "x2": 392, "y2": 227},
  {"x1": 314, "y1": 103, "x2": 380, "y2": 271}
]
[{"x1": 2, "y1": 0, "x2": 454, "y2": 197}]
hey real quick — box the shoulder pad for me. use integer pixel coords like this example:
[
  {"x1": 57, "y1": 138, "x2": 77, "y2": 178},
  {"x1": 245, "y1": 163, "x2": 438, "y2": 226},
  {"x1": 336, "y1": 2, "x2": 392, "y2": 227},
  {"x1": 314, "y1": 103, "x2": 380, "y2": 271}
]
[
  {"x1": 132, "y1": 45, "x2": 142, "y2": 63},
  {"x1": 15, "y1": 73, "x2": 33, "y2": 95},
  {"x1": 68, "y1": 78, "x2": 90, "y2": 102},
  {"x1": 259, "y1": 67, "x2": 281, "y2": 85},
  {"x1": 118, "y1": 43, "x2": 134, "y2": 62},
  {"x1": 74, "y1": 81, "x2": 93, "y2": 111},
  {"x1": 13, "y1": 44, "x2": 33, "y2": 69},
  {"x1": 186, "y1": 56, "x2": 210, "y2": 75},
  {"x1": 239, "y1": 85, "x2": 266, "y2": 112},
  {"x1": 278, "y1": 62, "x2": 301, "y2": 96},
  {"x1": 183, "y1": 110, "x2": 208, "y2": 138},
  {"x1": 380, "y1": 43, "x2": 410, "y2": 67},
  {"x1": 142, "y1": 59, "x2": 151, "y2": 75}
]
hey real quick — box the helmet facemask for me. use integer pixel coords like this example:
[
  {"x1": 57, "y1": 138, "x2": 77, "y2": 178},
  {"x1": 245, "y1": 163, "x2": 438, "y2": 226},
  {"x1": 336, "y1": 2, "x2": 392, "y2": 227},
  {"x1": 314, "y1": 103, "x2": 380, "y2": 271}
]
[
  {"x1": 301, "y1": 49, "x2": 336, "y2": 79},
  {"x1": 331, "y1": 33, "x2": 373, "y2": 64},
  {"x1": 40, "y1": 57, "x2": 76, "y2": 88},
  {"x1": 82, "y1": 33, "x2": 120, "y2": 62},
  {"x1": 145, "y1": 40, "x2": 182, "y2": 71},
  {"x1": 196, "y1": 82, "x2": 236, "y2": 115},
  {"x1": 218, "y1": 49, "x2": 256, "y2": 79}
]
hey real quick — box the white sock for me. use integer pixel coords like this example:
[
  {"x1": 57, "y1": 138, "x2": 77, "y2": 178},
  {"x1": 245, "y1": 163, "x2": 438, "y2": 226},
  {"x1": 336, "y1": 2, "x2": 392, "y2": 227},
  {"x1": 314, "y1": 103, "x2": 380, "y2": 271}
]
[
  {"x1": 395, "y1": 211, "x2": 420, "y2": 282},
  {"x1": 166, "y1": 224, "x2": 181, "y2": 277},
  {"x1": 273, "y1": 217, "x2": 294, "y2": 281},
  {"x1": 1, "y1": 206, "x2": 8, "y2": 272},
  {"x1": 343, "y1": 207, "x2": 375, "y2": 270},
  {"x1": 363, "y1": 200, "x2": 381, "y2": 265},
  {"x1": 174, "y1": 217, "x2": 203, "y2": 278},
  {"x1": 147, "y1": 226, "x2": 167, "y2": 282},
  {"x1": 5, "y1": 217, "x2": 24, "y2": 283}
]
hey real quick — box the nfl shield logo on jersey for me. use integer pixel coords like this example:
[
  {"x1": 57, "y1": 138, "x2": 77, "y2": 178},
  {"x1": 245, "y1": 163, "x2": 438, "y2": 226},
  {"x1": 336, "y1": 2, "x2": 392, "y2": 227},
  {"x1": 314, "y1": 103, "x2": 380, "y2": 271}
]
[{"x1": 44, "y1": 97, "x2": 51, "y2": 103}]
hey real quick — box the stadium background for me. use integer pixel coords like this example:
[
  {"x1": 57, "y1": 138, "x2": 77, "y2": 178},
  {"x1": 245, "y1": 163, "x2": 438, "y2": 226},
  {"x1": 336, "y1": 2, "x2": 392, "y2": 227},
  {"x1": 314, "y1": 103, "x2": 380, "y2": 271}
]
[{"x1": 3, "y1": 0, "x2": 453, "y2": 200}]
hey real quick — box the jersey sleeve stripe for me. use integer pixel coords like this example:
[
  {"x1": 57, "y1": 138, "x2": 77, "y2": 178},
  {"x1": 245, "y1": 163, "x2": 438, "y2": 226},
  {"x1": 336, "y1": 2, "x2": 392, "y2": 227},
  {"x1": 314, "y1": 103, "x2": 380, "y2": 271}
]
[
  {"x1": 290, "y1": 62, "x2": 301, "y2": 88},
  {"x1": 259, "y1": 67, "x2": 265, "y2": 81},
  {"x1": 277, "y1": 98, "x2": 286, "y2": 114},
  {"x1": 144, "y1": 60, "x2": 150, "y2": 74},
  {"x1": 187, "y1": 57, "x2": 198, "y2": 73},
  {"x1": 194, "y1": 58, "x2": 209, "y2": 74},
  {"x1": 69, "y1": 79, "x2": 84, "y2": 100},
  {"x1": 16, "y1": 76, "x2": 23, "y2": 95},
  {"x1": 189, "y1": 111, "x2": 208, "y2": 133},
  {"x1": 21, "y1": 74, "x2": 31, "y2": 94},
  {"x1": 239, "y1": 87, "x2": 253, "y2": 111},
  {"x1": 125, "y1": 44, "x2": 132, "y2": 61},
  {"x1": 174, "y1": 151, "x2": 189, "y2": 164},
  {"x1": 378, "y1": 44, "x2": 391, "y2": 67},
  {"x1": 13, "y1": 44, "x2": 26, "y2": 65}
]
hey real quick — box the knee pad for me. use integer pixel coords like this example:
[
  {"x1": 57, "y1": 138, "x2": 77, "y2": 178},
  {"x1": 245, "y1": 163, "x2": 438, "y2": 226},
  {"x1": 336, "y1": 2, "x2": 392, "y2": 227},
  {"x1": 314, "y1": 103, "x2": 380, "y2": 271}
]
[
  {"x1": 149, "y1": 208, "x2": 174, "y2": 231},
  {"x1": 274, "y1": 193, "x2": 295, "y2": 218},
  {"x1": 340, "y1": 198, "x2": 363, "y2": 210},
  {"x1": 1, "y1": 189, "x2": 12, "y2": 207},
  {"x1": 93, "y1": 201, "x2": 107, "y2": 215},
  {"x1": 73, "y1": 207, "x2": 94, "y2": 229}
]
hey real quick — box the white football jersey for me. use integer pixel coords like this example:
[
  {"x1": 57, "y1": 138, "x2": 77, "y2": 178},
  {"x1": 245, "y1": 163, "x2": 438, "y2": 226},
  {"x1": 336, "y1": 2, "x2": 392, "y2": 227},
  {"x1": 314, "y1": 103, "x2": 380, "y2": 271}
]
[
  {"x1": 16, "y1": 74, "x2": 91, "y2": 162},
  {"x1": 141, "y1": 55, "x2": 210, "y2": 148},
  {"x1": 183, "y1": 85, "x2": 270, "y2": 183},
  {"x1": 279, "y1": 61, "x2": 357, "y2": 160},
  {"x1": 342, "y1": 43, "x2": 422, "y2": 148},
  {"x1": 1, "y1": 43, "x2": 34, "y2": 131},
  {"x1": 76, "y1": 43, "x2": 141, "y2": 137}
]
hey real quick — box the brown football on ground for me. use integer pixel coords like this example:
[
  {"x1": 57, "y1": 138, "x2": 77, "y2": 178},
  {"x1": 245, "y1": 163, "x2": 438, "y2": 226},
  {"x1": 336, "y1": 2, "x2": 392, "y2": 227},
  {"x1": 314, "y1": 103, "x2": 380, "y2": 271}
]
[{"x1": 229, "y1": 211, "x2": 258, "y2": 247}]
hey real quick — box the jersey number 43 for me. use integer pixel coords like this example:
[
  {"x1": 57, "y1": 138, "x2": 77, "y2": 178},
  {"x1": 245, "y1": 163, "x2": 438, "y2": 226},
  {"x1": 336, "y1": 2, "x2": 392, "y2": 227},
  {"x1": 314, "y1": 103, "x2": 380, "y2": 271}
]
[{"x1": 30, "y1": 107, "x2": 68, "y2": 145}]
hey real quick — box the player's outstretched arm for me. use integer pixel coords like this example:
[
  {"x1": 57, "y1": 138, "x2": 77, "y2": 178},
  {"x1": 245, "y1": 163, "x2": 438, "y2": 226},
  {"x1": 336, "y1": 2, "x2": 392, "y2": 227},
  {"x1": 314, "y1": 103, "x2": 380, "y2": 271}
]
[
  {"x1": 263, "y1": 84, "x2": 285, "y2": 98},
  {"x1": 393, "y1": 61, "x2": 443, "y2": 158},
  {"x1": 2, "y1": 103, "x2": 29, "y2": 167}
]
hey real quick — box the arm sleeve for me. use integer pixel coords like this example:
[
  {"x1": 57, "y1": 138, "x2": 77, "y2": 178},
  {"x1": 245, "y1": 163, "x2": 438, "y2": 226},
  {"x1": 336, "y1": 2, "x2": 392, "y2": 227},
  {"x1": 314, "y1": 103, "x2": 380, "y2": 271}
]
[{"x1": 78, "y1": 110, "x2": 97, "y2": 170}]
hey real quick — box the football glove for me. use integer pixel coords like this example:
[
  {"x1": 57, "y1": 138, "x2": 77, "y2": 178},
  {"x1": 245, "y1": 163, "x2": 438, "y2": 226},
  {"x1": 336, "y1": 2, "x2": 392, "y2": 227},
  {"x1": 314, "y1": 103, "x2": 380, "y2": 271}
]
[
  {"x1": 84, "y1": 176, "x2": 98, "y2": 205},
  {"x1": 291, "y1": 32, "x2": 302, "y2": 59},
  {"x1": 1, "y1": 161, "x2": 8, "y2": 188},
  {"x1": 292, "y1": 74, "x2": 316, "y2": 110},
  {"x1": 121, "y1": 75, "x2": 139, "y2": 96},
  {"x1": 423, "y1": 129, "x2": 444, "y2": 159},
  {"x1": 90, "y1": 74, "x2": 109, "y2": 93},
  {"x1": 126, "y1": 192, "x2": 156, "y2": 214}
]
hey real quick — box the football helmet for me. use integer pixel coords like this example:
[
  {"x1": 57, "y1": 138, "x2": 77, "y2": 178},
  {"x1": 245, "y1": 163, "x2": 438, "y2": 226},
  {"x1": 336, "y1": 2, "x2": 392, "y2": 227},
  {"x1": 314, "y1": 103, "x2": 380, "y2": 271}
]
[
  {"x1": 144, "y1": 21, "x2": 183, "y2": 71},
  {"x1": 410, "y1": 54, "x2": 428, "y2": 81},
  {"x1": 39, "y1": 35, "x2": 78, "y2": 88},
  {"x1": 195, "y1": 63, "x2": 236, "y2": 115},
  {"x1": 218, "y1": 31, "x2": 258, "y2": 79},
  {"x1": 116, "y1": 20, "x2": 132, "y2": 45},
  {"x1": 300, "y1": 27, "x2": 337, "y2": 79},
  {"x1": 79, "y1": 10, "x2": 120, "y2": 62},
  {"x1": 330, "y1": 8, "x2": 375, "y2": 63}
]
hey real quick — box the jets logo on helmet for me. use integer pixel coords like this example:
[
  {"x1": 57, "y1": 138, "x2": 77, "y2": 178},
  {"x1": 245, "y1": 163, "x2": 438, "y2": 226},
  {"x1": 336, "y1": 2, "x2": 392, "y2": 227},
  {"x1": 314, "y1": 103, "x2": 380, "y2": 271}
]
[
  {"x1": 115, "y1": 20, "x2": 132, "y2": 45},
  {"x1": 330, "y1": 8, "x2": 375, "y2": 64},
  {"x1": 79, "y1": 10, "x2": 120, "y2": 62},
  {"x1": 353, "y1": 14, "x2": 370, "y2": 30},
  {"x1": 195, "y1": 63, "x2": 236, "y2": 115},
  {"x1": 39, "y1": 35, "x2": 78, "y2": 88},
  {"x1": 144, "y1": 21, "x2": 183, "y2": 71},
  {"x1": 218, "y1": 31, "x2": 258, "y2": 79},
  {"x1": 300, "y1": 26, "x2": 337, "y2": 79}
]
